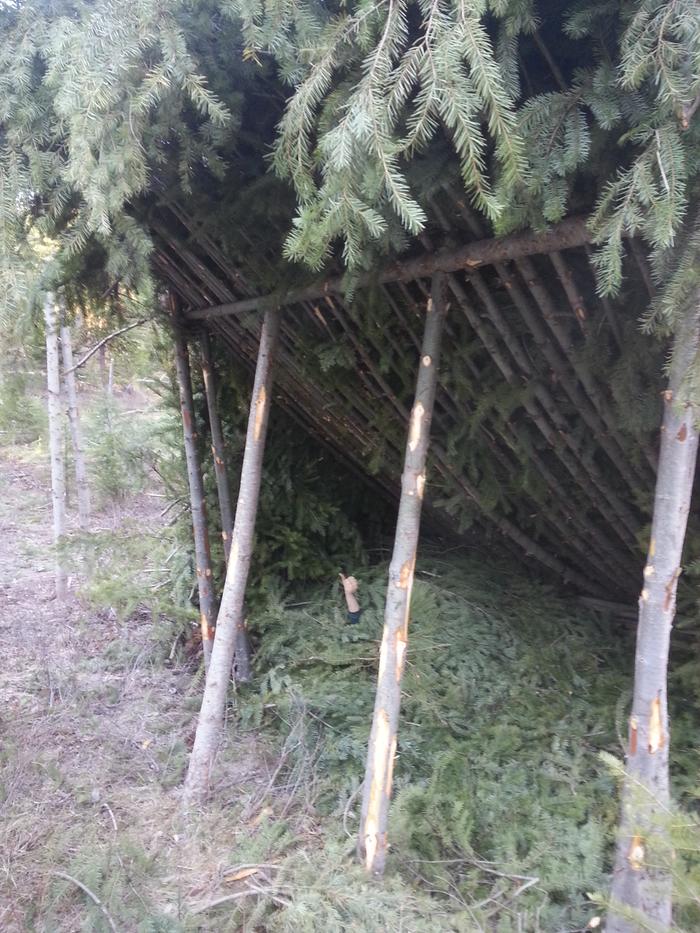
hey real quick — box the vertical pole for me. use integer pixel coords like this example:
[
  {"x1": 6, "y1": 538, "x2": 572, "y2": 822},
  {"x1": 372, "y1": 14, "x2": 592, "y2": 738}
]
[
  {"x1": 358, "y1": 274, "x2": 447, "y2": 876},
  {"x1": 60, "y1": 315, "x2": 90, "y2": 529},
  {"x1": 184, "y1": 307, "x2": 280, "y2": 806},
  {"x1": 608, "y1": 295, "x2": 700, "y2": 932},
  {"x1": 200, "y1": 330, "x2": 234, "y2": 559},
  {"x1": 173, "y1": 320, "x2": 217, "y2": 670},
  {"x1": 200, "y1": 329, "x2": 252, "y2": 681},
  {"x1": 44, "y1": 291, "x2": 67, "y2": 601}
]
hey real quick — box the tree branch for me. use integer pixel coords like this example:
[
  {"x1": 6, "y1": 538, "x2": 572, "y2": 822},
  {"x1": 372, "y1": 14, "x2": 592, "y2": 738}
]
[
  {"x1": 63, "y1": 319, "x2": 148, "y2": 374},
  {"x1": 51, "y1": 871, "x2": 119, "y2": 933}
]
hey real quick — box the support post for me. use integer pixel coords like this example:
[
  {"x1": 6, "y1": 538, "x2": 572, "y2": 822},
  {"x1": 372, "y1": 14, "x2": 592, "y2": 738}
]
[
  {"x1": 173, "y1": 321, "x2": 217, "y2": 670},
  {"x1": 200, "y1": 330, "x2": 234, "y2": 559},
  {"x1": 608, "y1": 293, "x2": 700, "y2": 932},
  {"x1": 60, "y1": 316, "x2": 90, "y2": 528},
  {"x1": 43, "y1": 292, "x2": 67, "y2": 601},
  {"x1": 357, "y1": 274, "x2": 447, "y2": 876},
  {"x1": 183, "y1": 308, "x2": 280, "y2": 806},
  {"x1": 200, "y1": 329, "x2": 252, "y2": 681}
]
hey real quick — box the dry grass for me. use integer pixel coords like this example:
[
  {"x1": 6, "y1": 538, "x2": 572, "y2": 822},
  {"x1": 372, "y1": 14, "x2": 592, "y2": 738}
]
[{"x1": 0, "y1": 449, "x2": 305, "y2": 932}]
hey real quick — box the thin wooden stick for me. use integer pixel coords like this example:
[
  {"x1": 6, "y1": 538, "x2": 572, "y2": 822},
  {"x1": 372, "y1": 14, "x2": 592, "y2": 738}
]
[
  {"x1": 51, "y1": 871, "x2": 119, "y2": 933},
  {"x1": 63, "y1": 320, "x2": 147, "y2": 374}
]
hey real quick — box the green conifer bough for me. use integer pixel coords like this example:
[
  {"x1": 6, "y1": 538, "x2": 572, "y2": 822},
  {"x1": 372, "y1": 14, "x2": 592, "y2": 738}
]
[{"x1": 0, "y1": 0, "x2": 234, "y2": 305}]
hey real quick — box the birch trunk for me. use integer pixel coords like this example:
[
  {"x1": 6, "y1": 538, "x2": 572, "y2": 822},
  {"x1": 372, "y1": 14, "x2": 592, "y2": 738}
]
[
  {"x1": 358, "y1": 275, "x2": 447, "y2": 877},
  {"x1": 173, "y1": 325, "x2": 217, "y2": 670},
  {"x1": 44, "y1": 292, "x2": 67, "y2": 601},
  {"x1": 183, "y1": 308, "x2": 280, "y2": 806},
  {"x1": 200, "y1": 330, "x2": 252, "y2": 682},
  {"x1": 60, "y1": 322, "x2": 90, "y2": 528},
  {"x1": 608, "y1": 294, "x2": 700, "y2": 932}
]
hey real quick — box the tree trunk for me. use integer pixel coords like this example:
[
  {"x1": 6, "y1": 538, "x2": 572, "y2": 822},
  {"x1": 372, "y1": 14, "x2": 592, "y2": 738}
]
[
  {"x1": 200, "y1": 329, "x2": 253, "y2": 681},
  {"x1": 173, "y1": 324, "x2": 217, "y2": 671},
  {"x1": 183, "y1": 308, "x2": 280, "y2": 806},
  {"x1": 357, "y1": 274, "x2": 447, "y2": 877},
  {"x1": 60, "y1": 321, "x2": 90, "y2": 529},
  {"x1": 607, "y1": 294, "x2": 700, "y2": 932},
  {"x1": 44, "y1": 292, "x2": 67, "y2": 601}
]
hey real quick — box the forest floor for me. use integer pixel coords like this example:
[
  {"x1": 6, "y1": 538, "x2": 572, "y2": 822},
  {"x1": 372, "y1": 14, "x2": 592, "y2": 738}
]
[{"x1": 0, "y1": 445, "x2": 284, "y2": 932}]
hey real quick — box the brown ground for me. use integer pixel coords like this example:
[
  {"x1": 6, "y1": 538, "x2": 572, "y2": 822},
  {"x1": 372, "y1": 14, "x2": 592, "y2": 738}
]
[{"x1": 0, "y1": 448, "x2": 278, "y2": 932}]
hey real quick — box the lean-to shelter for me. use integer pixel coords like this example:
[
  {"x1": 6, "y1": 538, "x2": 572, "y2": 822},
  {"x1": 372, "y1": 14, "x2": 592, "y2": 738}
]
[{"x1": 149, "y1": 190, "x2": 663, "y2": 603}]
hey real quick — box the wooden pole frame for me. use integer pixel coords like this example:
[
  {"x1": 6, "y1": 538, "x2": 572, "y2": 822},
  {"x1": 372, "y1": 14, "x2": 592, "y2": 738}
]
[
  {"x1": 186, "y1": 217, "x2": 592, "y2": 321},
  {"x1": 358, "y1": 274, "x2": 448, "y2": 876},
  {"x1": 608, "y1": 295, "x2": 700, "y2": 931},
  {"x1": 173, "y1": 318, "x2": 217, "y2": 670},
  {"x1": 183, "y1": 307, "x2": 281, "y2": 806}
]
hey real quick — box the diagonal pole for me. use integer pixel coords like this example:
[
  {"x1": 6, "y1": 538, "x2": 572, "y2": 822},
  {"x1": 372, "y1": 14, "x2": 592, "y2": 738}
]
[{"x1": 357, "y1": 273, "x2": 447, "y2": 876}]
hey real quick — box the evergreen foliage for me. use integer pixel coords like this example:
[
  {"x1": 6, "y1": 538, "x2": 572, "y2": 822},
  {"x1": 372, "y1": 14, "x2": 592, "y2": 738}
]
[
  {"x1": 0, "y1": 0, "x2": 237, "y2": 307},
  {"x1": 235, "y1": 554, "x2": 698, "y2": 930}
]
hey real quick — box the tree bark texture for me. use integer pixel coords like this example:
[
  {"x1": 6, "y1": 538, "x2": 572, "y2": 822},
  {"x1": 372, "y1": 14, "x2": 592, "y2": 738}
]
[
  {"x1": 200, "y1": 329, "x2": 253, "y2": 681},
  {"x1": 188, "y1": 216, "x2": 592, "y2": 321},
  {"x1": 173, "y1": 325, "x2": 217, "y2": 670},
  {"x1": 608, "y1": 294, "x2": 700, "y2": 932},
  {"x1": 183, "y1": 308, "x2": 280, "y2": 806},
  {"x1": 44, "y1": 292, "x2": 67, "y2": 601},
  {"x1": 357, "y1": 274, "x2": 447, "y2": 877},
  {"x1": 60, "y1": 321, "x2": 90, "y2": 528}
]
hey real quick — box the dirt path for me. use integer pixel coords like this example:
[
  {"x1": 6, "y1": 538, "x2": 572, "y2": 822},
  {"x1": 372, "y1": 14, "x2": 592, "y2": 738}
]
[{"x1": 0, "y1": 450, "x2": 269, "y2": 932}]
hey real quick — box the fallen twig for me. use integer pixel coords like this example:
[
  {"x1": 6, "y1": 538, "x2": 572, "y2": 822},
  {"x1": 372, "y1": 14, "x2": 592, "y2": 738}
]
[{"x1": 51, "y1": 871, "x2": 119, "y2": 933}]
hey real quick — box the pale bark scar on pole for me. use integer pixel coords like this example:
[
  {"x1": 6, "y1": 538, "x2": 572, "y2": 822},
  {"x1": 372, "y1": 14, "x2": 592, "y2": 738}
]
[
  {"x1": 408, "y1": 402, "x2": 425, "y2": 452},
  {"x1": 397, "y1": 560, "x2": 412, "y2": 588},
  {"x1": 395, "y1": 630, "x2": 407, "y2": 682},
  {"x1": 386, "y1": 735, "x2": 397, "y2": 795},
  {"x1": 377, "y1": 627, "x2": 389, "y2": 681},
  {"x1": 422, "y1": 355, "x2": 432, "y2": 367},
  {"x1": 254, "y1": 385, "x2": 267, "y2": 442},
  {"x1": 365, "y1": 709, "x2": 391, "y2": 870},
  {"x1": 628, "y1": 835, "x2": 645, "y2": 870},
  {"x1": 416, "y1": 471, "x2": 426, "y2": 500},
  {"x1": 664, "y1": 569, "x2": 680, "y2": 611},
  {"x1": 648, "y1": 695, "x2": 665, "y2": 753}
]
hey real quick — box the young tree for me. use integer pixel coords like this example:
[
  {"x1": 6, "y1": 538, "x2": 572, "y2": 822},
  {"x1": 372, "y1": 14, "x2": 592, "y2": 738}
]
[
  {"x1": 358, "y1": 274, "x2": 447, "y2": 876},
  {"x1": 183, "y1": 308, "x2": 280, "y2": 806},
  {"x1": 43, "y1": 292, "x2": 67, "y2": 600},
  {"x1": 59, "y1": 318, "x2": 90, "y2": 529}
]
